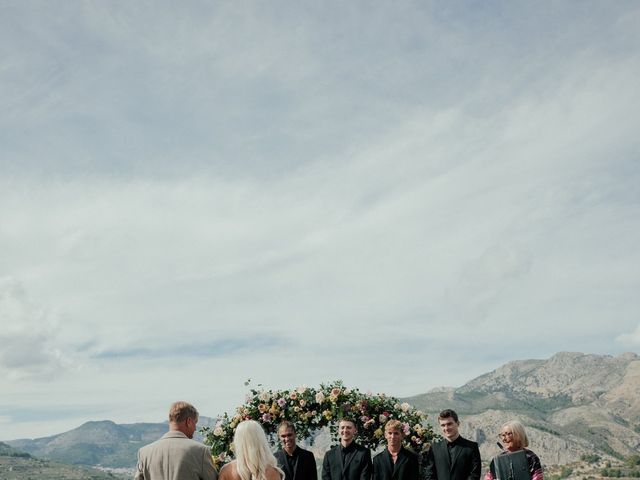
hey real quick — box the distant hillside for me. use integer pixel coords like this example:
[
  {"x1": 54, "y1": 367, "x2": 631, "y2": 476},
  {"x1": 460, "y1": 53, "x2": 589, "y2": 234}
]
[
  {"x1": 403, "y1": 352, "x2": 640, "y2": 465},
  {"x1": 0, "y1": 441, "x2": 124, "y2": 480},
  {"x1": 0, "y1": 441, "x2": 32, "y2": 458},
  {"x1": 7, "y1": 417, "x2": 214, "y2": 469}
]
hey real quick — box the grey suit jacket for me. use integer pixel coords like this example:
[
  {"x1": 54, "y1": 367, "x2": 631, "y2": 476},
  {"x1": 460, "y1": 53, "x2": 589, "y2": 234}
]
[{"x1": 135, "y1": 431, "x2": 218, "y2": 480}]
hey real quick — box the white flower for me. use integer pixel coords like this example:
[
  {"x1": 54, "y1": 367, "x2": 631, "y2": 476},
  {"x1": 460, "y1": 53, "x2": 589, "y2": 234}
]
[
  {"x1": 213, "y1": 426, "x2": 224, "y2": 436},
  {"x1": 259, "y1": 391, "x2": 271, "y2": 402},
  {"x1": 297, "y1": 386, "x2": 307, "y2": 394},
  {"x1": 315, "y1": 392, "x2": 325, "y2": 403},
  {"x1": 400, "y1": 402, "x2": 411, "y2": 412}
]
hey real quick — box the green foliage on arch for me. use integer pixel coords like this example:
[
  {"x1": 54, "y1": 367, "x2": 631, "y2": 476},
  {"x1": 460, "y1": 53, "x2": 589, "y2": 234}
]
[{"x1": 202, "y1": 380, "x2": 436, "y2": 466}]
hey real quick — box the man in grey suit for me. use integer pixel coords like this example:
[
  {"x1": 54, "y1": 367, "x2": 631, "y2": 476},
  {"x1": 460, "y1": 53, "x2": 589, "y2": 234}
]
[
  {"x1": 424, "y1": 409, "x2": 481, "y2": 480},
  {"x1": 135, "y1": 401, "x2": 218, "y2": 480}
]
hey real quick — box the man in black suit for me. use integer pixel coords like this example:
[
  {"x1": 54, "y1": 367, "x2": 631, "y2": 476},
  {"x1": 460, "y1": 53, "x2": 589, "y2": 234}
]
[
  {"x1": 275, "y1": 421, "x2": 318, "y2": 480},
  {"x1": 322, "y1": 418, "x2": 372, "y2": 480},
  {"x1": 373, "y1": 420, "x2": 419, "y2": 480},
  {"x1": 424, "y1": 409, "x2": 481, "y2": 480}
]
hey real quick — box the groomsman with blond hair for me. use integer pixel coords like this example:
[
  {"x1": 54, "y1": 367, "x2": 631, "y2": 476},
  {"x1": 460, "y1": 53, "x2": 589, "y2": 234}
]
[{"x1": 373, "y1": 420, "x2": 419, "y2": 480}]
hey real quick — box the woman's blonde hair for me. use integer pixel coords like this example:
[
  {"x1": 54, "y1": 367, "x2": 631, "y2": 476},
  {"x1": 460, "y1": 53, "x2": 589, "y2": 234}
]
[
  {"x1": 234, "y1": 420, "x2": 283, "y2": 480},
  {"x1": 501, "y1": 420, "x2": 529, "y2": 449}
]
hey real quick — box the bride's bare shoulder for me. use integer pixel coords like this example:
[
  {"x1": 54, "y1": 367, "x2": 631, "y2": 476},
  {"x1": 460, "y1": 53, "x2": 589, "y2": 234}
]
[
  {"x1": 266, "y1": 466, "x2": 283, "y2": 480},
  {"x1": 219, "y1": 461, "x2": 238, "y2": 480}
]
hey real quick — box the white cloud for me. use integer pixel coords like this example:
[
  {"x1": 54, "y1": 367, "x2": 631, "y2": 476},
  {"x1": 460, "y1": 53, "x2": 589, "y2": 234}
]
[
  {"x1": 0, "y1": 1, "x2": 639, "y2": 439},
  {"x1": 0, "y1": 278, "x2": 68, "y2": 380},
  {"x1": 616, "y1": 324, "x2": 640, "y2": 347}
]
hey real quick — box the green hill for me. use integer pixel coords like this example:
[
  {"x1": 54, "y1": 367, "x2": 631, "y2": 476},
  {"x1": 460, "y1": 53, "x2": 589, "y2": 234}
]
[
  {"x1": 7, "y1": 417, "x2": 215, "y2": 469},
  {"x1": 0, "y1": 442, "x2": 126, "y2": 480}
]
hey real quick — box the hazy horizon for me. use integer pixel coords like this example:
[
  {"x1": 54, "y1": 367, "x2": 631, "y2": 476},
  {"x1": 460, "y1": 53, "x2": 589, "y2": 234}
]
[{"x1": 3, "y1": 350, "x2": 638, "y2": 441}]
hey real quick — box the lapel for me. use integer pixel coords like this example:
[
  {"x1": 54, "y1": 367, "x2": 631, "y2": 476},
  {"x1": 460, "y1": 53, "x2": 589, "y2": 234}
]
[
  {"x1": 382, "y1": 450, "x2": 394, "y2": 479},
  {"x1": 278, "y1": 451, "x2": 293, "y2": 480},
  {"x1": 381, "y1": 447, "x2": 407, "y2": 480},
  {"x1": 438, "y1": 442, "x2": 452, "y2": 472},
  {"x1": 450, "y1": 439, "x2": 462, "y2": 471},
  {"x1": 334, "y1": 447, "x2": 345, "y2": 476},
  {"x1": 342, "y1": 445, "x2": 357, "y2": 475},
  {"x1": 292, "y1": 450, "x2": 299, "y2": 480},
  {"x1": 394, "y1": 448, "x2": 408, "y2": 473}
]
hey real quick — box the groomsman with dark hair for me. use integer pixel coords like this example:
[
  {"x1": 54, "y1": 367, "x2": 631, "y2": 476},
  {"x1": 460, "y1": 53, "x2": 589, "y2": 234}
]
[
  {"x1": 275, "y1": 421, "x2": 318, "y2": 480},
  {"x1": 424, "y1": 409, "x2": 481, "y2": 480},
  {"x1": 373, "y1": 420, "x2": 419, "y2": 480}
]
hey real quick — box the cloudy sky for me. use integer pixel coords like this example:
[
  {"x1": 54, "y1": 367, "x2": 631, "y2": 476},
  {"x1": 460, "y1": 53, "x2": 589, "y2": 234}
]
[{"x1": 1, "y1": 1, "x2": 639, "y2": 441}]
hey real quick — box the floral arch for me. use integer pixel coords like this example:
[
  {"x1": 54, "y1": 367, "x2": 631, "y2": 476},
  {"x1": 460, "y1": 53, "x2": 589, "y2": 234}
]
[{"x1": 202, "y1": 380, "x2": 436, "y2": 466}]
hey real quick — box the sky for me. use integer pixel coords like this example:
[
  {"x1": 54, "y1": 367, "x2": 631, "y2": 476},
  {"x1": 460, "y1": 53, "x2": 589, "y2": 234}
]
[{"x1": 1, "y1": 1, "x2": 639, "y2": 441}]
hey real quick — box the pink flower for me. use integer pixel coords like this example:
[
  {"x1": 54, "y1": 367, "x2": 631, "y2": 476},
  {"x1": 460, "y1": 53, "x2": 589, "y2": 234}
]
[
  {"x1": 261, "y1": 413, "x2": 272, "y2": 422},
  {"x1": 277, "y1": 398, "x2": 286, "y2": 407}
]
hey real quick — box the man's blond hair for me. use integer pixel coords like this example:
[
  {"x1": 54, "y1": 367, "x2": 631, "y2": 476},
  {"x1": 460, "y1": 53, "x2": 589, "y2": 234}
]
[
  {"x1": 385, "y1": 419, "x2": 404, "y2": 434},
  {"x1": 168, "y1": 401, "x2": 199, "y2": 423}
]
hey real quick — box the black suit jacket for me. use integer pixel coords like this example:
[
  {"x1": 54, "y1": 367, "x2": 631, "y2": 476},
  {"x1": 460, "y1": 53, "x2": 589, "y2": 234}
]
[
  {"x1": 275, "y1": 446, "x2": 318, "y2": 480},
  {"x1": 322, "y1": 442, "x2": 372, "y2": 480},
  {"x1": 424, "y1": 437, "x2": 481, "y2": 480},
  {"x1": 372, "y1": 447, "x2": 419, "y2": 480}
]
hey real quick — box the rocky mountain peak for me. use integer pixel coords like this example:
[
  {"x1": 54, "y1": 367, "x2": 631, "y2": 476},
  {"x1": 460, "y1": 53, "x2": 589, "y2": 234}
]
[
  {"x1": 460, "y1": 352, "x2": 638, "y2": 404},
  {"x1": 405, "y1": 351, "x2": 640, "y2": 463}
]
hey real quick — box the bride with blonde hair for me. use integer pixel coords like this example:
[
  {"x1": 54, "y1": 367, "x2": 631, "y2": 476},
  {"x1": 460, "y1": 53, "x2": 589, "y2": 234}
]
[{"x1": 219, "y1": 420, "x2": 284, "y2": 480}]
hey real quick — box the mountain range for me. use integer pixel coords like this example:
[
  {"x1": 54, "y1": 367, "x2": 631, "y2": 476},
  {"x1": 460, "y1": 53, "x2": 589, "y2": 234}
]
[
  {"x1": 5, "y1": 351, "x2": 639, "y2": 471},
  {"x1": 403, "y1": 351, "x2": 640, "y2": 465},
  {"x1": 6, "y1": 417, "x2": 215, "y2": 469}
]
